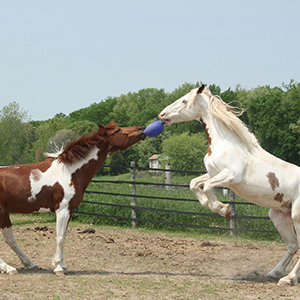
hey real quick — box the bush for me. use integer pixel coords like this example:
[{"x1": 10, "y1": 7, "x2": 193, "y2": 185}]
[{"x1": 161, "y1": 132, "x2": 208, "y2": 171}]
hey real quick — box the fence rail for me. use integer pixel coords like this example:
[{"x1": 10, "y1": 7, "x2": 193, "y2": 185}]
[{"x1": 74, "y1": 162, "x2": 278, "y2": 235}]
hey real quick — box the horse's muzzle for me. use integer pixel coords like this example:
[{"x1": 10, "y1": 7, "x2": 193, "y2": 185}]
[
  {"x1": 140, "y1": 126, "x2": 146, "y2": 140},
  {"x1": 158, "y1": 113, "x2": 170, "y2": 125}
]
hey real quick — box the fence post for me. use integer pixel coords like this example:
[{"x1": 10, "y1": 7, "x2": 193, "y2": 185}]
[
  {"x1": 130, "y1": 161, "x2": 137, "y2": 228},
  {"x1": 165, "y1": 164, "x2": 171, "y2": 191},
  {"x1": 229, "y1": 189, "x2": 237, "y2": 236}
]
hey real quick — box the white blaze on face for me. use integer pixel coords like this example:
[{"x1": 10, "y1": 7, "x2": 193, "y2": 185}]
[{"x1": 28, "y1": 147, "x2": 99, "y2": 211}]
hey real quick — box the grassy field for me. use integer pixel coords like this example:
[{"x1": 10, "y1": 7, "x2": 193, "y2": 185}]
[{"x1": 70, "y1": 171, "x2": 279, "y2": 241}]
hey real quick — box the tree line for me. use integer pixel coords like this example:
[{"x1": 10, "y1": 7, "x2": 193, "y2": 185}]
[{"x1": 0, "y1": 80, "x2": 299, "y2": 174}]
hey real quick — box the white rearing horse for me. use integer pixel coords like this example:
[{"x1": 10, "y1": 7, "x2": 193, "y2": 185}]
[{"x1": 159, "y1": 85, "x2": 300, "y2": 286}]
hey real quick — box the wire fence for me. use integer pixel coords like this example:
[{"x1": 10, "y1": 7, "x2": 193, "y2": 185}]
[{"x1": 74, "y1": 162, "x2": 278, "y2": 236}]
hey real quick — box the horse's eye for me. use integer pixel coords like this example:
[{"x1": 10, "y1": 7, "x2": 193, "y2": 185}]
[
  {"x1": 182, "y1": 100, "x2": 187, "y2": 104},
  {"x1": 115, "y1": 129, "x2": 121, "y2": 133}
]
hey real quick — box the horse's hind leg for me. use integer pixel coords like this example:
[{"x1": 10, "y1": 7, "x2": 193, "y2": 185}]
[
  {"x1": 267, "y1": 209, "x2": 298, "y2": 279},
  {"x1": 0, "y1": 237, "x2": 18, "y2": 275},
  {"x1": 2, "y1": 227, "x2": 38, "y2": 270},
  {"x1": 277, "y1": 199, "x2": 300, "y2": 286},
  {"x1": 0, "y1": 209, "x2": 17, "y2": 274},
  {"x1": 2, "y1": 213, "x2": 37, "y2": 271}
]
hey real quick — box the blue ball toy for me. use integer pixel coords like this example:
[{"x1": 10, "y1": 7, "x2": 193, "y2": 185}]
[{"x1": 143, "y1": 119, "x2": 165, "y2": 137}]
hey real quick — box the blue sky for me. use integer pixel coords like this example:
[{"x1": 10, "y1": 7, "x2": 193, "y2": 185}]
[{"x1": 1, "y1": 0, "x2": 299, "y2": 120}]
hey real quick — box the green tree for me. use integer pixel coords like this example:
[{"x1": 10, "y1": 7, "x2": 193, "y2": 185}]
[
  {"x1": 0, "y1": 102, "x2": 33, "y2": 165},
  {"x1": 67, "y1": 120, "x2": 98, "y2": 136},
  {"x1": 109, "y1": 94, "x2": 131, "y2": 126},
  {"x1": 283, "y1": 81, "x2": 300, "y2": 162},
  {"x1": 247, "y1": 84, "x2": 300, "y2": 165},
  {"x1": 125, "y1": 88, "x2": 167, "y2": 126},
  {"x1": 68, "y1": 97, "x2": 117, "y2": 126},
  {"x1": 161, "y1": 132, "x2": 208, "y2": 171},
  {"x1": 6, "y1": 80, "x2": 299, "y2": 170},
  {"x1": 109, "y1": 88, "x2": 167, "y2": 127}
]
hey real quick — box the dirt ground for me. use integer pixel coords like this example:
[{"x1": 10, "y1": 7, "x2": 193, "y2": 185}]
[{"x1": 0, "y1": 217, "x2": 299, "y2": 300}]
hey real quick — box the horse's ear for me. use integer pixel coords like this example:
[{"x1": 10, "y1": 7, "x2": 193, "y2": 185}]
[
  {"x1": 97, "y1": 124, "x2": 107, "y2": 136},
  {"x1": 105, "y1": 121, "x2": 118, "y2": 130},
  {"x1": 197, "y1": 84, "x2": 205, "y2": 94}
]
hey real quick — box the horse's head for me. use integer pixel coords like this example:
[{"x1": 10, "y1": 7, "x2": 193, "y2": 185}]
[
  {"x1": 159, "y1": 84, "x2": 208, "y2": 125},
  {"x1": 105, "y1": 121, "x2": 146, "y2": 153}
]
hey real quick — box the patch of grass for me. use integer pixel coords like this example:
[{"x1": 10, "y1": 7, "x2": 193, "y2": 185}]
[{"x1": 10, "y1": 213, "x2": 56, "y2": 226}]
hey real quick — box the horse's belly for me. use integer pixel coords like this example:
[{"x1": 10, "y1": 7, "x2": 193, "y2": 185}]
[
  {"x1": 231, "y1": 183, "x2": 293, "y2": 212},
  {"x1": 228, "y1": 157, "x2": 300, "y2": 212}
]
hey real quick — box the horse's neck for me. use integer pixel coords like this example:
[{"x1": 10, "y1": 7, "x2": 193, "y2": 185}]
[
  {"x1": 201, "y1": 113, "x2": 263, "y2": 157},
  {"x1": 201, "y1": 114, "x2": 241, "y2": 149},
  {"x1": 69, "y1": 146, "x2": 109, "y2": 190}
]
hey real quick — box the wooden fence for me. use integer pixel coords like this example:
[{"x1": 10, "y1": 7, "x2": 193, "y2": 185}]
[{"x1": 76, "y1": 162, "x2": 278, "y2": 235}]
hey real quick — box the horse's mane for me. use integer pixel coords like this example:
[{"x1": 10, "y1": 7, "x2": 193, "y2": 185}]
[
  {"x1": 203, "y1": 87, "x2": 259, "y2": 151},
  {"x1": 46, "y1": 122, "x2": 118, "y2": 165}
]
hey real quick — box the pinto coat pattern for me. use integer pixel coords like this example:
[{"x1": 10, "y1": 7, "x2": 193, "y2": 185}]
[
  {"x1": 159, "y1": 85, "x2": 300, "y2": 286},
  {"x1": 0, "y1": 121, "x2": 145, "y2": 276}
]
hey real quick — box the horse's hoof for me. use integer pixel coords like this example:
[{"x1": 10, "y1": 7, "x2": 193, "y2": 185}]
[
  {"x1": 8, "y1": 269, "x2": 18, "y2": 276},
  {"x1": 277, "y1": 278, "x2": 295, "y2": 286},
  {"x1": 225, "y1": 208, "x2": 232, "y2": 219},
  {"x1": 24, "y1": 263, "x2": 38, "y2": 270},
  {"x1": 29, "y1": 266, "x2": 40, "y2": 272},
  {"x1": 277, "y1": 280, "x2": 290, "y2": 286},
  {"x1": 55, "y1": 270, "x2": 65, "y2": 277}
]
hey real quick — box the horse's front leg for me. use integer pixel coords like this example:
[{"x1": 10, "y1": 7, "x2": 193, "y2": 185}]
[
  {"x1": 202, "y1": 168, "x2": 235, "y2": 218},
  {"x1": 52, "y1": 208, "x2": 70, "y2": 276},
  {"x1": 190, "y1": 173, "x2": 212, "y2": 210}
]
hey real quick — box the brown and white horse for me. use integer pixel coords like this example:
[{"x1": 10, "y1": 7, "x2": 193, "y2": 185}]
[
  {"x1": 0, "y1": 121, "x2": 145, "y2": 276},
  {"x1": 159, "y1": 85, "x2": 300, "y2": 286}
]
